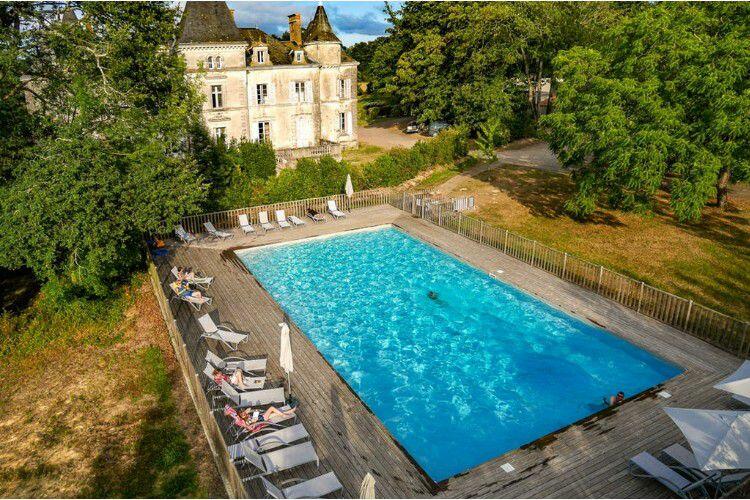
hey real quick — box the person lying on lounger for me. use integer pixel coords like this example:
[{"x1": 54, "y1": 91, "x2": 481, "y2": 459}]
[
  {"x1": 213, "y1": 368, "x2": 258, "y2": 391},
  {"x1": 173, "y1": 279, "x2": 204, "y2": 299},
  {"x1": 176, "y1": 267, "x2": 196, "y2": 280},
  {"x1": 224, "y1": 404, "x2": 297, "y2": 432},
  {"x1": 238, "y1": 405, "x2": 297, "y2": 424}
]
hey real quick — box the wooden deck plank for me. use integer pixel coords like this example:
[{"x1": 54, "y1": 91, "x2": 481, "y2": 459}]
[{"x1": 154, "y1": 205, "x2": 742, "y2": 498}]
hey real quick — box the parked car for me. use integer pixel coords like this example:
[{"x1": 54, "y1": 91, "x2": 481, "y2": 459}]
[
  {"x1": 427, "y1": 121, "x2": 450, "y2": 137},
  {"x1": 405, "y1": 121, "x2": 421, "y2": 134}
]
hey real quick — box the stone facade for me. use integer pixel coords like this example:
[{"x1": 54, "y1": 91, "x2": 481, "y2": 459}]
[{"x1": 178, "y1": 2, "x2": 358, "y2": 153}]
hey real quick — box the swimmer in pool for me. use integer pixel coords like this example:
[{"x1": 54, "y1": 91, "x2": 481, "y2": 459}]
[
  {"x1": 428, "y1": 291, "x2": 438, "y2": 300},
  {"x1": 603, "y1": 391, "x2": 625, "y2": 406}
]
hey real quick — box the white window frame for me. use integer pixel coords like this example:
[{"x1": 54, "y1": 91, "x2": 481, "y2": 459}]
[
  {"x1": 216, "y1": 55, "x2": 223, "y2": 69},
  {"x1": 256, "y1": 49, "x2": 265, "y2": 64},
  {"x1": 211, "y1": 85, "x2": 223, "y2": 109},
  {"x1": 213, "y1": 126, "x2": 226, "y2": 141},
  {"x1": 256, "y1": 83, "x2": 268, "y2": 105},
  {"x1": 294, "y1": 81, "x2": 305, "y2": 102},
  {"x1": 257, "y1": 121, "x2": 271, "y2": 143},
  {"x1": 295, "y1": 51, "x2": 303, "y2": 63},
  {"x1": 338, "y1": 112, "x2": 346, "y2": 133},
  {"x1": 207, "y1": 56, "x2": 214, "y2": 70},
  {"x1": 338, "y1": 79, "x2": 346, "y2": 99}
]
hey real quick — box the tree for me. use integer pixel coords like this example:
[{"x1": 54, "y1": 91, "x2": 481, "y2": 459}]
[
  {"x1": 542, "y1": 3, "x2": 750, "y2": 221},
  {"x1": 0, "y1": 2, "x2": 207, "y2": 295},
  {"x1": 476, "y1": 118, "x2": 507, "y2": 160},
  {"x1": 364, "y1": 2, "x2": 615, "y2": 132}
]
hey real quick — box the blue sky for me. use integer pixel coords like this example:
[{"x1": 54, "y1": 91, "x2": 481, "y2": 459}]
[{"x1": 226, "y1": 1, "x2": 398, "y2": 46}]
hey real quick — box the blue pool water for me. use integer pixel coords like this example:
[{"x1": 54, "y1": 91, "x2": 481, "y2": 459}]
[{"x1": 238, "y1": 227, "x2": 681, "y2": 481}]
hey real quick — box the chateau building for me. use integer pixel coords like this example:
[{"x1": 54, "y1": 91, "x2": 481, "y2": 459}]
[{"x1": 178, "y1": 1, "x2": 358, "y2": 161}]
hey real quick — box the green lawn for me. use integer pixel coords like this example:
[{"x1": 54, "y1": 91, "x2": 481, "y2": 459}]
[{"x1": 441, "y1": 165, "x2": 750, "y2": 320}]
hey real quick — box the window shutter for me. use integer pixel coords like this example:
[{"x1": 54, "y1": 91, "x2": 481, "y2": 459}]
[
  {"x1": 267, "y1": 83, "x2": 275, "y2": 104},
  {"x1": 304, "y1": 81, "x2": 312, "y2": 103},
  {"x1": 252, "y1": 122, "x2": 260, "y2": 142},
  {"x1": 289, "y1": 82, "x2": 296, "y2": 104},
  {"x1": 346, "y1": 110, "x2": 353, "y2": 135},
  {"x1": 250, "y1": 84, "x2": 257, "y2": 106},
  {"x1": 345, "y1": 79, "x2": 352, "y2": 99}
]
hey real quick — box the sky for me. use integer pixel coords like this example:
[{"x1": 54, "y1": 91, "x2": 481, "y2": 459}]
[{"x1": 226, "y1": 1, "x2": 398, "y2": 47}]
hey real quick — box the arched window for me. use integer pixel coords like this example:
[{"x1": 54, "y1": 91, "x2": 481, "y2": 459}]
[
  {"x1": 207, "y1": 56, "x2": 214, "y2": 70},
  {"x1": 216, "y1": 56, "x2": 223, "y2": 69}
]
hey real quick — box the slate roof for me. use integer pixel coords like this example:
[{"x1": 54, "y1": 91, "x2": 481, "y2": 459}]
[
  {"x1": 303, "y1": 5, "x2": 340, "y2": 43},
  {"x1": 178, "y1": 1, "x2": 244, "y2": 44}
]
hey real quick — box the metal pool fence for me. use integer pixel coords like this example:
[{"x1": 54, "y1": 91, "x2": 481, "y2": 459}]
[{"x1": 392, "y1": 192, "x2": 750, "y2": 359}]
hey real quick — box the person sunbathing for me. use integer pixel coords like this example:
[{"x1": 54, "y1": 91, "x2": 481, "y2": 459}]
[
  {"x1": 238, "y1": 405, "x2": 297, "y2": 424},
  {"x1": 173, "y1": 279, "x2": 203, "y2": 299},
  {"x1": 213, "y1": 368, "x2": 258, "y2": 391},
  {"x1": 176, "y1": 267, "x2": 196, "y2": 281},
  {"x1": 224, "y1": 404, "x2": 297, "y2": 432}
]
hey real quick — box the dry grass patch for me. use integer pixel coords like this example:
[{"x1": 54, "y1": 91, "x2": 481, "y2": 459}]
[
  {"x1": 0, "y1": 278, "x2": 224, "y2": 498},
  {"x1": 443, "y1": 166, "x2": 750, "y2": 320}
]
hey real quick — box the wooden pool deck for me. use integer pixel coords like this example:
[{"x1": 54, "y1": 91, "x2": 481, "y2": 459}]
[{"x1": 154, "y1": 204, "x2": 743, "y2": 498}]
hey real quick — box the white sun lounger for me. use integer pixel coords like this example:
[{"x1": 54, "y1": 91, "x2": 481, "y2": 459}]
[
  {"x1": 663, "y1": 443, "x2": 750, "y2": 493},
  {"x1": 202, "y1": 362, "x2": 265, "y2": 391},
  {"x1": 327, "y1": 199, "x2": 346, "y2": 218},
  {"x1": 169, "y1": 282, "x2": 212, "y2": 311},
  {"x1": 205, "y1": 350, "x2": 266, "y2": 375},
  {"x1": 287, "y1": 214, "x2": 306, "y2": 227},
  {"x1": 198, "y1": 314, "x2": 247, "y2": 351},
  {"x1": 275, "y1": 210, "x2": 292, "y2": 229},
  {"x1": 171, "y1": 266, "x2": 213, "y2": 289},
  {"x1": 239, "y1": 441, "x2": 319, "y2": 478},
  {"x1": 238, "y1": 214, "x2": 256, "y2": 235},
  {"x1": 258, "y1": 211, "x2": 275, "y2": 231},
  {"x1": 629, "y1": 451, "x2": 711, "y2": 498},
  {"x1": 219, "y1": 381, "x2": 286, "y2": 408},
  {"x1": 175, "y1": 224, "x2": 196, "y2": 244},
  {"x1": 260, "y1": 472, "x2": 343, "y2": 499},
  {"x1": 228, "y1": 423, "x2": 309, "y2": 458},
  {"x1": 204, "y1": 221, "x2": 233, "y2": 240}
]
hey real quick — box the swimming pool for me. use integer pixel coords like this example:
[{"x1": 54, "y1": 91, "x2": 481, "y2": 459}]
[{"x1": 237, "y1": 226, "x2": 681, "y2": 481}]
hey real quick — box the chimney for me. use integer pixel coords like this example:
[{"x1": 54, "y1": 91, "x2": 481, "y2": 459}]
[{"x1": 288, "y1": 13, "x2": 302, "y2": 46}]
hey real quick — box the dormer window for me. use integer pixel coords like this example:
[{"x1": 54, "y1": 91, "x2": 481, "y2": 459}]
[
  {"x1": 207, "y1": 56, "x2": 214, "y2": 70},
  {"x1": 256, "y1": 49, "x2": 266, "y2": 64},
  {"x1": 294, "y1": 51, "x2": 303, "y2": 63}
]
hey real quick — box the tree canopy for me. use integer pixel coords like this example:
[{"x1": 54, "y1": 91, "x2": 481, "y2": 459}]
[
  {"x1": 361, "y1": 2, "x2": 617, "y2": 133},
  {"x1": 542, "y1": 3, "x2": 750, "y2": 221},
  {"x1": 0, "y1": 2, "x2": 207, "y2": 295}
]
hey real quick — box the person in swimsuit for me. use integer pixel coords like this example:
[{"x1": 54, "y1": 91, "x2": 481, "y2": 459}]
[
  {"x1": 238, "y1": 405, "x2": 297, "y2": 425},
  {"x1": 212, "y1": 368, "x2": 258, "y2": 390},
  {"x1": 604, "y1": 391, "x2": 625, "y2": 406}
]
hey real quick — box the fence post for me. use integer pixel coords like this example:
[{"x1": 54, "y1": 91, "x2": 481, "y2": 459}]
[
  {"x1": 438, "y1": 204, "x2": 443, "y2": 226},
  {"x1": 531, "y1": 240, "x2": 537, "y2": 266},
  {"x1": 411, "y1": 194, "x2": 417, "y2": 215},
  {"x1": 562, "y1": 252, "x2": 568, "y2": 278},
  {"x1": 637, "y1": 281, "x2": 645, "y2": 312},
  {"x1": 458, "y1": 212, "x2": 463, "y2": 236},
  {"x1": 503, "y1": 229, "x2": 509, "y2": 254},
  {"x1": 479, "y1": 222, "x2": 484, "y2": 245},
  {"x1": 597, "y1": 265, "x2": 604, "y2": 292},
  {"x1": 683, "y1": 300, "x2": 693, "y2": 331}
]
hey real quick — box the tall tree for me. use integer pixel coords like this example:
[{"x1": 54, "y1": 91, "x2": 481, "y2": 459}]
[
  {"x1": 542, "y1": 3, "x2": 750, "y2": 221},
  {"x1": 0, "y1": 2, "x2": 207, "y2": 295},
  {"x1": 367, "y1": 2, "x2": 614, "y2": 131}
]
